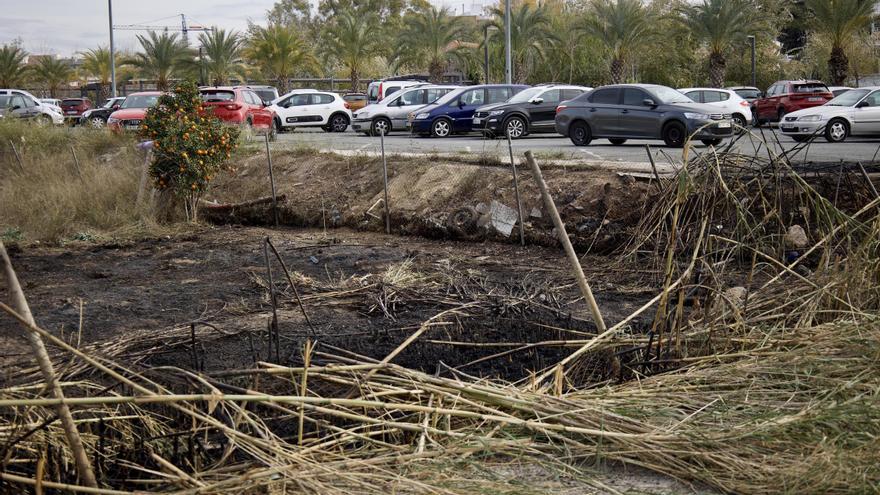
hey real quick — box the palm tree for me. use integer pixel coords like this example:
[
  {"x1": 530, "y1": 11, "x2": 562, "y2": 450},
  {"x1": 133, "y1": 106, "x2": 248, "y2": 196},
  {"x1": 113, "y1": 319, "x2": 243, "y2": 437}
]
[
  {"x1": 198, "y1": 28, "x2": 247, "y2": 86},
  {"x1": 804, "y1": 0, "x2": 875, "y2": 86},
  {"x1": 0, "y1": 45, "x2": 29, "y2": 88},
  {"x1": 126, "y1": 31, "x2": 194, "y2": 91},
  {"x1": 578, "y1": 0, "x2": 655, "y2": 84},
  {"x1": 322, "y1": 9, "x2": 382, "y2": 91},
  {"x1": 394, "y1": 6, "x2": 469, "y2": 83},
  {"x1": 245, "y1": 24, "x2": 318, "y2": 93},
  {"x1": 32, "y1": 57, "x2": 73, "y2": 97},
  {"x1": 80, "y1": 47, "x2": 115, "y2": 98},
  {"x1": 680, "y1": 0, "x2": 759, "y2": 88},
  {"x1": 488, "y1": 3, "x2": 557, "y2": 83}
]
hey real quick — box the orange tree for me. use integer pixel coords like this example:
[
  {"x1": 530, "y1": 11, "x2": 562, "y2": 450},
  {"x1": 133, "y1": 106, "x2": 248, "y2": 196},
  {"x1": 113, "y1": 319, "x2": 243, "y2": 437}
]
[{"x1": 141, "y1": 80, "x2": 239, "y2": 221}]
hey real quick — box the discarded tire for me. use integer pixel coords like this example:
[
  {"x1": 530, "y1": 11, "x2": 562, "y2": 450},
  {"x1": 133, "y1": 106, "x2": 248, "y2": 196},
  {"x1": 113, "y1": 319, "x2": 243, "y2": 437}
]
[{"x1": 446, "y1": 206, "x2": 479, "y2": 237}]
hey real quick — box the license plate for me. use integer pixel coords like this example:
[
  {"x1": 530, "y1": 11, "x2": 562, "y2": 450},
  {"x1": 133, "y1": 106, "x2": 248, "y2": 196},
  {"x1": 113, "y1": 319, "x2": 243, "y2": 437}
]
[
  {"x1": 781, "y1": 126, "x2": 796, "y2": 132},
  {"x1": 125, "y1": 125, "x2": 139, "y2": 130},
  {"x1": 717, "y1": 122, "x2": 731, "y2": 128},
  {"x1": 65, "y1": 111, "x2": 77, "y2": 114},
  {"x1": 473, "y1": 118, "x2": 482, "y2": 125},
  {"x1": 808, "y1": 97, "x2": 823, "y2": 102}
]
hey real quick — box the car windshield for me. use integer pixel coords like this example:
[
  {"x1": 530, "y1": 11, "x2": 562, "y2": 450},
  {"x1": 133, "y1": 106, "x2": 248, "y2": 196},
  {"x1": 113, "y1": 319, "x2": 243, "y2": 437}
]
[
  {"x1": 826, "y1": 88, "x2": 870, "y2": 107},
  {"x1": 201, "y1": 91, "x2": 235, "y2": 102},
  {"x1": 507, "y1": 87, "x2": 545, "y2": 104},
  {"x1": 62, "y1": 99, "x2": 83, "y2": 106},
  {"x1": 649, "y1": 86, "x2": 692, "y2": 104},
  {"x1": 122, "y1": 95, "x2": 160, "y2": 109},
  {"x1": 253, "y1": 89, "x2": 275, "y2": 102},
  {"x1": 734, "y1": 88, "x2": 761, "y2": 99}
]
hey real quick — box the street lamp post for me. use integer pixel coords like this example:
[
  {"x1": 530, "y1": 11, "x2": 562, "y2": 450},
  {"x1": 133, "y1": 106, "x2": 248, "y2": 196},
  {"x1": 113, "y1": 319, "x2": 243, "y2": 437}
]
[
  {"x1": 504, "y1": 0, "x2": 512, "y2": 84},
  {"x1": 748, "y1": 35, "x2": 756, "y2": 88},
  {"x1": 108, "y1": 0, "x2": 117, "y2": 98},
  {"x1": 484, "y1": 25, "x2": 490, "y2": 84}
]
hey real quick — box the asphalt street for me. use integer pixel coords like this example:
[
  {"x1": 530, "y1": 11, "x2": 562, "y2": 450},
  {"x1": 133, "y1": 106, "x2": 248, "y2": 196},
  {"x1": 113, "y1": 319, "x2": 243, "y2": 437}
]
[{"x1": 274, "y1": 127, "x2": 880, "y2": 165}]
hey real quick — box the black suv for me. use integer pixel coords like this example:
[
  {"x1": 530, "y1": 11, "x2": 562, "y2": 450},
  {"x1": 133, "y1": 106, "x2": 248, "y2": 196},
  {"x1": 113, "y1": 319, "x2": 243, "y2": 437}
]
[
  {"x1": 473, "y1": 84, "x2": 590, "y2": 138},
  {"x1": 79, "y1": 97, "x2": 125, "y2": 128}
]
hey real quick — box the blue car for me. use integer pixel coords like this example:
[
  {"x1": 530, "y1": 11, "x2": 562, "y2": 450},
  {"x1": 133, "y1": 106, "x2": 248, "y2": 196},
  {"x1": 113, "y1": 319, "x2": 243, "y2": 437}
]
[{"x1": 409, "y1": 84, "x2": 529, "y2": 137}]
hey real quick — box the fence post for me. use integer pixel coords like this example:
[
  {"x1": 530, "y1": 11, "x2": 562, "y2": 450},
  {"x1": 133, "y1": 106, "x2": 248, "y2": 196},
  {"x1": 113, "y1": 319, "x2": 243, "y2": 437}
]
[
  {"x1": 380, "y1": 129, "x2": 390, "y2": 235},
  {"x1": 136, "y1": 149, "x2": 152, "y2": 208},
  {"x1": 8, "y1": 140, "x2": 24, "y2": 173},
  {"x1": 525, "y1": 151, "x2": 606, "y2": 333},
  {"x1": 506, "y1": 130, "x2": 526, "y2": 246},
  {"x1": 264, "y1": 132, "x2": 279, "y2": 227},
  {"x1": 70, "y1": 145, "x2": 83, "y2": 179}
]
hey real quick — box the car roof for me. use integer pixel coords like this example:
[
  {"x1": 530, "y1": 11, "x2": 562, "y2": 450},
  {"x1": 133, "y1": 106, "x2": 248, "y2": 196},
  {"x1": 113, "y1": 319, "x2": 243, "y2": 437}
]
[
  {"x1": 727, "y1": 86, "x2": 759, "y2": 90},
  {"x1": 127, "y1": 91, "x2": 163, "y2": 96},
  {"x1": 679, "y1": 87, "x2": 735, "y2": 92}
]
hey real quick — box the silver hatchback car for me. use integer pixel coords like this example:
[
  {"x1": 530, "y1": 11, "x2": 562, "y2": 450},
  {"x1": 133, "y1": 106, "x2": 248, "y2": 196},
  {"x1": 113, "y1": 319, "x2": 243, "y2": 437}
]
[{"x1": 353, "y1": 85, "x2": 458, "y2": 136}]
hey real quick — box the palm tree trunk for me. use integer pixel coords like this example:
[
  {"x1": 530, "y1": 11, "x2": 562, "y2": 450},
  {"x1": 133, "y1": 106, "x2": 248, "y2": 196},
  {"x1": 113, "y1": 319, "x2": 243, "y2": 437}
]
[
  {"x1": 610, "y1": 58, "x2": 625, "y2": 84},
  {"x1": 428, "y1": 59, "x2": 445, "y2": 84},
  {"x1": 350, "y1": 67, "x2": 360, "y2": 92},
  {"x1": 1, "y1": 242, "x2": 98, "y2": 488},
  {"x1": 828, "y1": 46, "x2": 849, "y2": 86},
  {"x1": 709, "y1": 51, "x2": 726, "y2": 88}
]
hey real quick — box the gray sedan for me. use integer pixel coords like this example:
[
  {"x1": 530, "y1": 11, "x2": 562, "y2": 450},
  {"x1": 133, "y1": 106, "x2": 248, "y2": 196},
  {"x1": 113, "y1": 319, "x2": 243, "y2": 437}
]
[{"x1": 555, "y1": 84, "x2": 734, "y2": 147}]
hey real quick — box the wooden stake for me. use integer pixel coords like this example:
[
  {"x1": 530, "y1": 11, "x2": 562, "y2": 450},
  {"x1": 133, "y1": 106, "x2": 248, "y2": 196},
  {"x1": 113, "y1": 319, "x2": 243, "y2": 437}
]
[
  {"x1": 380, "y1": 128, "x2": 390, "y2": 234},
  {"x1": 0, "y1": 241, "x2": 98, "y2": 487},
  {"x1": 264, "y1": 132, "x2": 279, "y2": 227},
  {"x1": 70, "y1": 145, "x2": 83, "y2": 179},
  {"x1": 8, "y1": 139, "x2": 24, "y2": 172},
  {"x1": 524, "y1": 151, "x2": 606, "y2": 333}
]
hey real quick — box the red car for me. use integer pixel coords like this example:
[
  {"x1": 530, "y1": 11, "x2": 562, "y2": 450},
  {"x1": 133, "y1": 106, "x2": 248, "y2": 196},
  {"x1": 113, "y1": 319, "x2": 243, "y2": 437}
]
[
  {"x1": 199, "y1": 86, "x2": 275, "y2": 135},
  {"x1": 107, "y1": 92, "x2": 162, "y2": 132},
  {"x1": 60, "y1": 97, "x2": 92, "y2": 123},
  {"x1": 754, "y1": 80, "x2": 834, "y2": 125}
]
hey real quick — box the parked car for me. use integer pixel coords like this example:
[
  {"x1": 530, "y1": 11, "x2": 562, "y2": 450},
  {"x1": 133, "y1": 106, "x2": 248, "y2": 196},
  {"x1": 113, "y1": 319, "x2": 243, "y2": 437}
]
[
  {"x1": 107, "y1": 92, "x2": 161, "y2": 132},
  {"x1": 409, "y1": 84, "x2": 530, "y2": 137},
  {"x1": 828, "y1": 86, "x2": 853, "y2": 97},
  {"x1": 753, "y1": 80, "x2": 833, "y2": 125},
  {"x1": 342, "y1": 92, "x2": 368, "y2": 112},
  {"x1": 60, "y1": 97, "x2": 92, "y2": 123},
  {"x1": 40, "y1": 98, "x2": 62, "y2": 113},
  {"x1": 0, "y1": 89, "x2": 63, "y2": 125},
  {"x1": 367, "y1": 78, "x2": 429, "y2": 104},
  {"x1": 352, "y1": 85, "x2": 458, "y2": 136},
  {"x1": 200, "y1": 86, "x2": 275, "y2": 137},
  {"x1": 79, "y1": 97, "x2": 125, "y2": 128},
  {"x1": 247, "y1": 85, "x2": 279, "y2": 105},
  {"x1": 555, "y1": 84, "x2": 734, "y2": 148},
  {"x1": 780, "y1": 87, "x2": 880, "y2": 143},
  {"x1": 727, "y1": 86, "x2": 762, "y2": 104},
  {"x1": 679, "y1": 88, "x2": 753, "y2": 129},
  {"x1": 269, "y1": 90, "x2": 351, "y2": 132},
  {"x1": 473, "y1": 84, "x2": 591, "y2": 139}
]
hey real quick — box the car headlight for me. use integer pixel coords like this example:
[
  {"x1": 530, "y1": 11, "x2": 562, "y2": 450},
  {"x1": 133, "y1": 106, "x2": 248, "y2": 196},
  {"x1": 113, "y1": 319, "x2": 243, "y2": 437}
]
[
  {"x1": 415, "y1": 113, "x2": 430, "y2": 120},
  {"x1": 107, "y1": 117, "x2": 120, "y2": 124},
  {"x1": 82, "y1": 110, "x2": 91, "y2": 118},
  {"x1": 684, "y1": 112, "x2": 710, "y2": 121},
  {"x1": 798, "y1": 115, "x2": 823, "y2": 122},
  {"x1": 488, "y1": 110, "x2": 505, "y2": 116}
]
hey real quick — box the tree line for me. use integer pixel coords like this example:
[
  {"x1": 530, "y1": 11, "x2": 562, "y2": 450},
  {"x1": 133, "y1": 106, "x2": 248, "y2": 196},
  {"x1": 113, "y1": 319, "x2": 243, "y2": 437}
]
[{"x1": 0, "y1": 0, "x2": 876, "y2": 98}]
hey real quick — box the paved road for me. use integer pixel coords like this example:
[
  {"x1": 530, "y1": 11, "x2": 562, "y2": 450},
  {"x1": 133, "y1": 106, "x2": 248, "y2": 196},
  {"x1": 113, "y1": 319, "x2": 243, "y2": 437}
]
[{"x1": 274, "y1": 128, "x2": 880, "y2": 164}]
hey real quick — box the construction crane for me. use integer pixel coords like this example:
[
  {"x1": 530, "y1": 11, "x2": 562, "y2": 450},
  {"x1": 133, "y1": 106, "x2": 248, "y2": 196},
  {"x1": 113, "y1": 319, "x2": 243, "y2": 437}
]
[{"x1": 113, "y1": 14, "x2": 212, "y2": 46}]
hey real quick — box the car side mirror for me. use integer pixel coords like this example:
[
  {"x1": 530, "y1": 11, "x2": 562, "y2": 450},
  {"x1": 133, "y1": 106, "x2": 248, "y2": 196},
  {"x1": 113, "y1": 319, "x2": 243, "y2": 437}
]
[
  {"x1": 530, "y1": 97, "x2": 544, "y2": 104},
  {"x1": 112, "y1": 104, "x2": 120, "y2": 110},
  {"x1": 642, "y1": 98, "x2": 656, "y2": 107},
  {"x1": 856, "y1": 100, "x2": 870, "y2": 108},
  {"x1": 458, "y1": 100, "x2": 466, "y2": 108},
  {"x1": 11, "y1": 105, "x2": 21, "y2": 111}
]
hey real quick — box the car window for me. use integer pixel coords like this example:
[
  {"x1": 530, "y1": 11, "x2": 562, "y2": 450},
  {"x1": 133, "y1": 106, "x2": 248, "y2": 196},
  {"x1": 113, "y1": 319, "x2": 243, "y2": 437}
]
[
  {"x1": 397, "y1": 89, "x2": 423, "y2": 106},
  {"x1": 368, "y1": 85, "x2": 379, "y2": 100},
  {"x1": 538, "y1": 89, "x2": 561, "y2": 104},
  {"x1": 734, "y1": 88, "x2": 761, "y2": 99},
  {"x1": 561, "y1": 89, "x2": 584, "y2": 100},
  {"x1": 590, "y1": 88, "x2": 619, "y2": 104},
  {"x1": 426, "y1": 88, "x2": 451, "y2": 103},
  {"x1": 862, "y1": 91, "x2": 880, "y2": 107},
  {"x1": 313, "y1": 93, "x2": 335, "y2": 104},
  {"x1": 793, "y1": 83, "x2": 829, "y2": 94},
  {"x1": 683, "y1": 91, "x2": 702, "y2": 103},
  {"x1": 201, "y1": 90, "x2": 235, "y2": 102},
  {"x1": 487, "y1": 87, "x2": 511, "y2": 104},
  {"x1": 10, "y1": 95, "x2": 26, "y2": 108},
  {"x1": 703, "y1": 91, "x2": 723, "y2": 103},
  {"x1": 460, "y1": 89, "x2": 486, "y2": 106},
  {"x1": 622, "y1": 88, "x2": 650, "y2": 106},
  {"x1": 384, "y1": 86, "x2": 401, "y2": 98},
  {"x1": 288, "y1": 94, "x2": 312, "y2": 106}
]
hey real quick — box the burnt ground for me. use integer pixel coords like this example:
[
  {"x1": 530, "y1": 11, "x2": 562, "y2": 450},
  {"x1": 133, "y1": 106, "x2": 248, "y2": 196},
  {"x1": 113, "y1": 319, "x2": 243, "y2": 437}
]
[{"x1": 0, "y1": 225, "x2": 660, "y2": 386}]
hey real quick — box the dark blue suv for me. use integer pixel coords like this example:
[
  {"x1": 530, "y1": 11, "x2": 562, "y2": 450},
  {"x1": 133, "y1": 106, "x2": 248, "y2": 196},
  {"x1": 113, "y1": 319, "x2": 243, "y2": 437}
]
[{"x1": 408, "y1": 84, "x2": 529, "y2": 137}]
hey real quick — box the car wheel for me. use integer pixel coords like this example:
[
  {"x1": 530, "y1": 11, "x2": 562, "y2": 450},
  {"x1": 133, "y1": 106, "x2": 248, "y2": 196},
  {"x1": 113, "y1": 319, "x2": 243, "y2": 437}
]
[
  {"x1": 608, "y1": 138, "x2": 627, "y2": 145},
  {"x1": 732, "y1": 114, "x2": 747, "y2": 132},
  {"x1": 431, "y1": 118, "x2": 452, "y2": 138},
  {"x1": 824, "y1": 118, "x2": 848, "y2": 143},
  {"x1": 777, "y1": 108, "x2": 786, "y2": 123},
  {"x1": 88, "y1": 117, "x2": 106, "y2": 129},
  {"x1": 568, "y1": 121, "x2": 592, "y2": 146},
  {"x1": 662, "y1": 121, "x2": 686, "y2": 148},
  {"x1": 371, "y1": 117, "x2": 391, "y2": 136},
  {"x1": 701, "y1": 138, "x2": 723, "y2": 146},
  {"x1": 504, "y1": 116, "x2": 526, "y2": 139},
  {"x1": 330, "y1": 114, "x2": 349, "y2": 132}
]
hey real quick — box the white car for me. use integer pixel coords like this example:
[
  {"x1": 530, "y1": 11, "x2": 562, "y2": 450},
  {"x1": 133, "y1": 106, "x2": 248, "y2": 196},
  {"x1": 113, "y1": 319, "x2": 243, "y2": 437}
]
[
  {"x1": 269, "y1": 89, "x2": 352, "y2": 132},
  {"x1": 679, "y1": 88, "x2": 753, "y2": 130},
  {"x1": 352, "y1": 85, "x2": 458, "y2": 136},
  {"x1": 0, "y1": 89, "x2": 63, "y2": 125},
  {"x1": 828, "y1": 86, "x2": 853, "y2": 98},
  {"x1": 780, "y1": 86, "x2": 880, "y2": 143},
  {"x1": 40, "y1": 98, "x2": 63, "y2": 114}
]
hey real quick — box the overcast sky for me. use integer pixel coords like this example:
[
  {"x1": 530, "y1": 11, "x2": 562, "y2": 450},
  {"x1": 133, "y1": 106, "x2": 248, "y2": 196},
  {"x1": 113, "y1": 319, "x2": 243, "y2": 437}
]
[{"x1": 2, "y1": 0, "x2": 494, "y2": 57}]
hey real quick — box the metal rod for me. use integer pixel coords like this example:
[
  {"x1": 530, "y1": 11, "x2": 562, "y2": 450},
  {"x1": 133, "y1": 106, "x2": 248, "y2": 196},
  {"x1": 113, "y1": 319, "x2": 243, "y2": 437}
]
[
  {"x1": 506, "y1": 130, "x2": 525, "y2": 246},
  {"x1": 524, "y1": 151, "x2": 606, "y2": 332},
  {"x1": 8, "y1": 140, "x2": 24, "y2": 172},
  {"x1": 504, "y1": 0, "x2": 512, "y2": 84},
  {"x1": 108, "y1": 0, "x2": 117, "y2": 98},
  {"x1": 70, "y1": 145, "x2": 83, "y2": 179},
  {"x1": 380, "y1": 129, "x2": 390, "y2": 235},
  {"x1": 264, "y1": 132, "x2": 279, "y2": 227},
  {"x1": 644, "y1": 144, "x2": 663, "y2": 193},
  {"x1": 857, "y1": 161, "x2": 879, "y2": 199},
  {"x1": 262, "y1": 240, "x2": 279, "y2": 362}
]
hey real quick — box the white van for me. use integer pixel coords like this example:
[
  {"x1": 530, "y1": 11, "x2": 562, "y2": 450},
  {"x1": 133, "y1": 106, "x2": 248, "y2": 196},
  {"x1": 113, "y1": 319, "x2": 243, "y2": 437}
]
[{"x1": 366, "y1": 79, "x2": 429, "y2": 104}]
